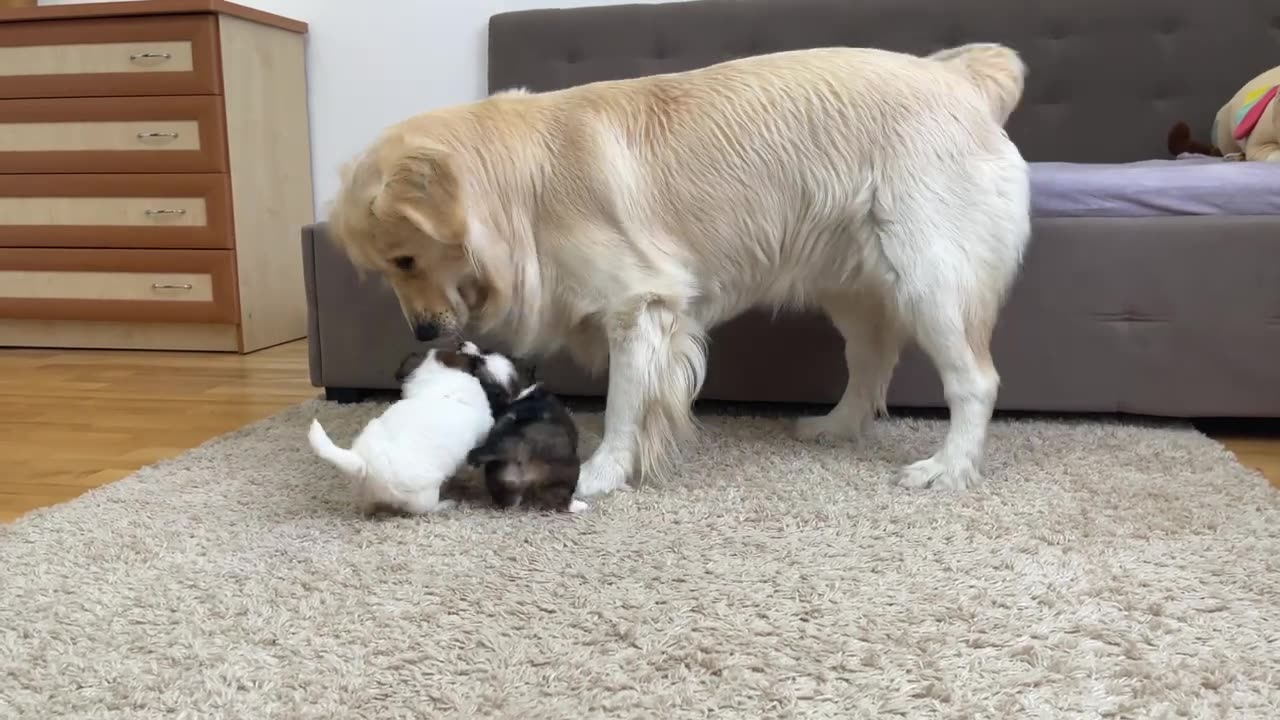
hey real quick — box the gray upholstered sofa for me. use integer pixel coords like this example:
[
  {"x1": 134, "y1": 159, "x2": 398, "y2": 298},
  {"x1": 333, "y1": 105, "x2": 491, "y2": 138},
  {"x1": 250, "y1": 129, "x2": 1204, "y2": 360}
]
[{"x1": 302, "y1": 0, "x2": 1280, "y2": 417}]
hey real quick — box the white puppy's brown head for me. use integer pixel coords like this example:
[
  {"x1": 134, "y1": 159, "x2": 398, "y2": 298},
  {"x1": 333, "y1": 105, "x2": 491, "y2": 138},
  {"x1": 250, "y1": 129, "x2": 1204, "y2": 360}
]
[
  {"x1": 392, "y1": 346, "x2": 482, "y2": 399},
  {"x1": 329, "y1": 141, "x2": 494, "y2": 342}
]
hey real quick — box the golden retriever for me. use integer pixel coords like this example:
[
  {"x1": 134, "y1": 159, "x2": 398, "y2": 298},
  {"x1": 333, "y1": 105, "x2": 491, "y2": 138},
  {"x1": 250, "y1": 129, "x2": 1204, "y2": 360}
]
[{"x1": 327, "y1": 43, "x2": 1030, "y2": 497}]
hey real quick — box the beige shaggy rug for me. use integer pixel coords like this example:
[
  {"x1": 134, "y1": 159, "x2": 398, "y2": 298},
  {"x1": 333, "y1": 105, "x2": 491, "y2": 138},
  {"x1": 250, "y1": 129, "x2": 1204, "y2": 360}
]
[{"x1": 2, "y1": 399, "x2": 1279, "y2": 719}]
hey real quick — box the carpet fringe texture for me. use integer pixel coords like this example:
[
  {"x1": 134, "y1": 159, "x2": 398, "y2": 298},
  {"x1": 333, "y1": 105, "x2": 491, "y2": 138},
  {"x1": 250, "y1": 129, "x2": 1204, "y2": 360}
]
[{"x1": 2, "y1": 399, "x2": 1278, "y2": 719}]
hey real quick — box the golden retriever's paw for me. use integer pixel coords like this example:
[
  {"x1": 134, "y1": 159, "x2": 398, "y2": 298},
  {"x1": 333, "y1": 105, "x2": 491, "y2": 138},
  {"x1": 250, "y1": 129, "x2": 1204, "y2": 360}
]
[
  {"x1": 794, "y1": 414, "x2": 863, "y2": 444},
  {"x1": 897, "y1": 456, "x2": 980, "y2": 491},
  {"x1": 575, "y1": 453, "x2": 631, "y2": 498}
]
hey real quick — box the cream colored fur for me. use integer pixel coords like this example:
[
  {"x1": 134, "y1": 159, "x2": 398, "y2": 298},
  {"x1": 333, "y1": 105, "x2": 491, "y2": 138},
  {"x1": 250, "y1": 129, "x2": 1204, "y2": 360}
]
[{"x1": 328, "y1": 44, "x2": 1031, "y2": 496}]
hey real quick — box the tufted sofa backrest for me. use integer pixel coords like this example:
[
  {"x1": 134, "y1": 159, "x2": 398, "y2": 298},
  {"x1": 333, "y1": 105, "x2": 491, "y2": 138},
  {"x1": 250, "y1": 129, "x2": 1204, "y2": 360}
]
[{"x1": 488, "y1": 0, "x2": 1280, "y2": 163}]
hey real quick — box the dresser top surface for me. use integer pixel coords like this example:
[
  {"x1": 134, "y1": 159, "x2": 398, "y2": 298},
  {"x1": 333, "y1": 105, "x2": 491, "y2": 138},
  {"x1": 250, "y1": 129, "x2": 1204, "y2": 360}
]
[{"x1": 0, "y1": 0, "x2": 306, "y2": 34}]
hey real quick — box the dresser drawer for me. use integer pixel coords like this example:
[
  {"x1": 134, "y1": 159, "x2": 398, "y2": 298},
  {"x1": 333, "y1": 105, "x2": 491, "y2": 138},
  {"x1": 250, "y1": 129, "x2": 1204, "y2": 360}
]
[
  {"x1": 0, "y1": 95, "x2": 227, "y2": 173},
  {"x1": 0, "y1": 248, "x2": 237, "y2": 323},
  {"x1": 0, "y1": 174, "x2": 232, "y2": 249},
  {"x1": 0, "y1": 15, "x2": 219, "y2": 99}
]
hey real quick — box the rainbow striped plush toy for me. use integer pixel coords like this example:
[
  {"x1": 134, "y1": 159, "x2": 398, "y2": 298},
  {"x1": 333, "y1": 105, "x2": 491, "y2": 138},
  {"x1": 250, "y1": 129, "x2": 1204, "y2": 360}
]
[{"x1": 1211, "y1": 65, "x2": 1280, "y2": 162}]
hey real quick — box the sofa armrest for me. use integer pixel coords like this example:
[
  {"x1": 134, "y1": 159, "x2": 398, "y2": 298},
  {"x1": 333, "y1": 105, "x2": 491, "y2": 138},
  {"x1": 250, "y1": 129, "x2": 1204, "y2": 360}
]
[{"x1": 301, "y1": 223, "x2": 324, "y2": 388}]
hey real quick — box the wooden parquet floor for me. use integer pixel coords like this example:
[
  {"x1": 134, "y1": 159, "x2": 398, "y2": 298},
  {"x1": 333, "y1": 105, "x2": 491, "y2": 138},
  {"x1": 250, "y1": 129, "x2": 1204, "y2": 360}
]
[{"x1": 0, "y1": 340, "x2": 318, "y2": 522}]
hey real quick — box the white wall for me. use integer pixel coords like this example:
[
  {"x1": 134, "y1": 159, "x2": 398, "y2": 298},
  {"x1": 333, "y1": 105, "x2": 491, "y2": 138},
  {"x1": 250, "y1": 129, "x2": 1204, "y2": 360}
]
[{"x1": 41, "y1": 0, "x2": 679, "y2": 214}]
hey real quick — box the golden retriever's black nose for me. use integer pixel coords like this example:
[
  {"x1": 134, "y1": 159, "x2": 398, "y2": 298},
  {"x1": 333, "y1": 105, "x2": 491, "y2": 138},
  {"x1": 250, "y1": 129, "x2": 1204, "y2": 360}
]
[{"x1": 414, "y1": 321, "x2": 440, "y2": 342}]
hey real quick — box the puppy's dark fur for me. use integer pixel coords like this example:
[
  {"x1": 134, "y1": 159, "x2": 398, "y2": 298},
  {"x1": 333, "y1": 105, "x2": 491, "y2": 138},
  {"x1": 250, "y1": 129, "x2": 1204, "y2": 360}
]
[{"x1": 466, "y1": 380, "x2": 581, "y2": 513}]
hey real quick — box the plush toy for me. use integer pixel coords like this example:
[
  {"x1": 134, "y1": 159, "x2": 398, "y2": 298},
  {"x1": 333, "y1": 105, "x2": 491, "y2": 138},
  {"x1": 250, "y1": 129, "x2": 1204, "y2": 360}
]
[{"x1": 1213, "y1": 65, "x2": 1280, "y2": 162}]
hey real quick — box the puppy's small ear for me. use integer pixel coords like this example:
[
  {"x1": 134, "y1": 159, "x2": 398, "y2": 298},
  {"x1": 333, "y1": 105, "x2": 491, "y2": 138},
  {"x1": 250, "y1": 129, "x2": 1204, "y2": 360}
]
[
  {"x1": 394, "y1": 352, "x2": 425, "y2": 383},
  {"x1": 372, "y1": 146, "x2": 466, "y2": 244}
]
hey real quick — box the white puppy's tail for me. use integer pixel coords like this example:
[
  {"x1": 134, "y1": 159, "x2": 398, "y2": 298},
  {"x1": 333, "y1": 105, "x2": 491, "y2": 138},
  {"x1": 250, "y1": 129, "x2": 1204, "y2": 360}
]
[
  {"x1": 928, "y1": 43, "x2": 1026, "y2": 126},
  {"x1": 308, "y1": 418, "x2": 366, "y2": 478}
]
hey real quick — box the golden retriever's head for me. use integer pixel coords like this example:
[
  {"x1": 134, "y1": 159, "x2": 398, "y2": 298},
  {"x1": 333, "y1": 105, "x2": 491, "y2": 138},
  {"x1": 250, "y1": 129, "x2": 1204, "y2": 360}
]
[{"x1": 329, "y1": 142, "x2": 492, "y2": 342}]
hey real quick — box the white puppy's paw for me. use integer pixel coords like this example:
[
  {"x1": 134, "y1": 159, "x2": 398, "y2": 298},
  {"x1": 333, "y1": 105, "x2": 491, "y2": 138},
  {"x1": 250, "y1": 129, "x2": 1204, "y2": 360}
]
[
  {"x1": 575, "y1": 453, "x2": 631, "y2": 498},
  {"x1": 568, "y1": 499, "x2": 589, "y2": 514},
  {"x1": 794, "y1": 414, "x2": 863, "y2": 443},
  {"x1": 897, "y1": 456, "x2": 980, "y2": 491},
  {"x1": 410, "y1": 498, "x2": 457, "y2": 514}
]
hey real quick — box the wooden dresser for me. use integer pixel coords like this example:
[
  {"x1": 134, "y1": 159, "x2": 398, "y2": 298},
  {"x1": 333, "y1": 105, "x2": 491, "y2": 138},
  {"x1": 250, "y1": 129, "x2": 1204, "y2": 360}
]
[{"x1": 0, "y1": 0, "x2": 313, "y2": 353}]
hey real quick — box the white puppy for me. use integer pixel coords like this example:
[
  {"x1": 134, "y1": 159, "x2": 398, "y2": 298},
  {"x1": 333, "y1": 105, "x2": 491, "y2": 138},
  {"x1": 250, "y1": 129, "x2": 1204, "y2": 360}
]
[{"x1": 308, "y1": 347, "x2": 494, "y2": 515}]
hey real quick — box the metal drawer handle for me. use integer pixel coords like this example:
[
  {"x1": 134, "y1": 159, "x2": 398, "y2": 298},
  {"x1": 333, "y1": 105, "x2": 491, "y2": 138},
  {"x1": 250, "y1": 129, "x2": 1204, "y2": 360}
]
[
  {"x1": 151, "y1": 283, "x2": 193, "y2": 290},
  {"x1": 144, "y1": 208, "x2": 187, "y2": 216},
  {"x1": 137, "y1": 131, "x2": 179, "y2": 140},
  {"x1": 130, "y1": 52, "x2": 172, "y2": 61}
]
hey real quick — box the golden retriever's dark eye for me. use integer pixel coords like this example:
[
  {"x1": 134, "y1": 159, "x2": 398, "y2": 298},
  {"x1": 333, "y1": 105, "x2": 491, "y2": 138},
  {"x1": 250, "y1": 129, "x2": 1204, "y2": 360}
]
[{"x1": 392, "y1": 256, "x2": 415, "y2": 272}]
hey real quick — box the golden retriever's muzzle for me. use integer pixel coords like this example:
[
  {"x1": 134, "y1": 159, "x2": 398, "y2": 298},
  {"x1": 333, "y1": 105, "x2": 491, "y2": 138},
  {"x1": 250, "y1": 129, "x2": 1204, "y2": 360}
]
[
  {"x1": 413, "y1": 319, "x2": 440, "y2": 342},
  {"x1": 407, "y1": 312, "x2": 461, "y2": 343}
]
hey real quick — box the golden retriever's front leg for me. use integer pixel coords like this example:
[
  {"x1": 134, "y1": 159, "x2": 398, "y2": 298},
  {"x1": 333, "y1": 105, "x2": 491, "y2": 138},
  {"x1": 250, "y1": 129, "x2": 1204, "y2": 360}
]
[{"x1": 576, "y1": 299, "x2": 706, "y2": 498}]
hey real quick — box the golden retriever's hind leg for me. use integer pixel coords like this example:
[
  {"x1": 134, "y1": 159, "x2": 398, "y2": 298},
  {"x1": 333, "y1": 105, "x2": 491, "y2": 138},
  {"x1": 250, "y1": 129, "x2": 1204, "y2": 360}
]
[
  {"x1": 576, "y1": 299, "x2": 705, "y2": 498},
  {"x1": 796, "y1": 288, "x2": 903, "y2": 444},
  {"x1": 897, "y1": 288, "x2": 1001, "y2": 492}
]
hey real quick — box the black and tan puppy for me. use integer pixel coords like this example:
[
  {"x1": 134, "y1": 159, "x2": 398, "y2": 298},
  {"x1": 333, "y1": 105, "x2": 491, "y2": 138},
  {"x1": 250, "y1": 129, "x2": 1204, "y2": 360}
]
[
  {"x1": 455, "y1": 342, "x2": 587, "y2": 515},
  {"x1": 466, "y1": 383, "x2": 586, "y2": 513}
]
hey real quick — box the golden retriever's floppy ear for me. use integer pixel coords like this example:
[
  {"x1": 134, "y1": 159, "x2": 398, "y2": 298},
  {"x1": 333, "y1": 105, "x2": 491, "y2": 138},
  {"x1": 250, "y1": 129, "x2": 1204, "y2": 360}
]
[{"x1": 372, "y1": 146, "x2": 467, "y2": 244}]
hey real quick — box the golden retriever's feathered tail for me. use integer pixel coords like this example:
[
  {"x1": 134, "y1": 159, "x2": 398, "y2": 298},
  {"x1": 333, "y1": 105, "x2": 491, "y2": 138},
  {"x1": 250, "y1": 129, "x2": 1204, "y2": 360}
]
[{"x1": 928, "y1": 43, "x2": 1026, "y2": 126}]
